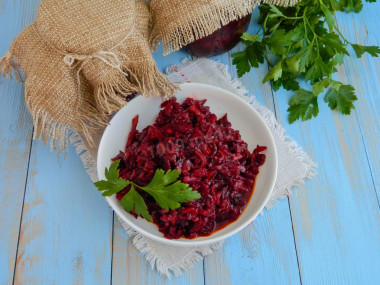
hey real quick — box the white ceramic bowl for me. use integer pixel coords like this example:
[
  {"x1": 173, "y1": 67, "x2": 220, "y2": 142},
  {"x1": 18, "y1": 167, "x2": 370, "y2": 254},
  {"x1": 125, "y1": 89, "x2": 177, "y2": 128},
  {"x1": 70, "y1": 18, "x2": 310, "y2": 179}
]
[{"x1": 97, "y1": 83, "x2": 277, "y2": 246}]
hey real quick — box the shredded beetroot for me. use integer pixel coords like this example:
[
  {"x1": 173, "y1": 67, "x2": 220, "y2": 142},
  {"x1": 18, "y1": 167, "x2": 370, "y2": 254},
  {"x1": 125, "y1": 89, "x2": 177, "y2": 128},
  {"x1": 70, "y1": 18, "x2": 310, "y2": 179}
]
[{"x1": 113, "y1": 97, "x2": 267, "y2": 239}]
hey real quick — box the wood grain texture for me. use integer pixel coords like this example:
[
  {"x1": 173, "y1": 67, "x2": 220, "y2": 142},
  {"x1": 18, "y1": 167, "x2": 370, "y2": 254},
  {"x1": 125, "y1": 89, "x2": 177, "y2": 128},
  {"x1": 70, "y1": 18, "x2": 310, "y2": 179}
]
[
  {"x1": 205, "y1": 202, "x2": 301, "y2": 285},
  {"x1": 0, "y1": 79, "x2": 32, "y2": 285},
  {"x1": 280, "y1": 106, "x2": 380, "y2": 284},
  {"x1": 0, "y1": 1, "x2": 35, "y2": 284},
  {"x1": 13, "y1": 141, "x2": 114, "y2": 284},
  {"x1": 111, "y1": 218, "x2": 205, "y2": 285},
  {"x1": 271, "y1": 4, "x2": 380, "y2": 283},
  {"x1": 335, "y1": 5, "x2": 380, "y2": 203}
]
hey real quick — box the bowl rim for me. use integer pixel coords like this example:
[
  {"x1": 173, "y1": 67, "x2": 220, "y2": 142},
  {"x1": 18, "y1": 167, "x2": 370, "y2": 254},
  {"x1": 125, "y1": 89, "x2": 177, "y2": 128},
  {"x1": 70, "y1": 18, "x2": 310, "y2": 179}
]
[{"x1": 97, "y1": 82, "x2": 278, "y2": 246}]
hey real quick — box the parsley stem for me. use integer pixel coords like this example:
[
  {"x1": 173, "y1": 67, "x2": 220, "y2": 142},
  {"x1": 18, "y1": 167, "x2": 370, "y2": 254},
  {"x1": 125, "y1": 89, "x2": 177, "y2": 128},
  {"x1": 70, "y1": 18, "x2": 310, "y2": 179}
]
[
  {"x1": 130, "y1": 181, "x2": 147, "y2": 192},
  {"x1": 265, "y1": 49, "x2": 274, "y2": 67},
  {"x1": 305, "y1": 17, "x2": 318, "y2": 38},
  {"x1": 262, "y1": 13, "x2": 269, "y2": 36},
  {"x1": 315, "y1": 38, "x2": 320, "y2": 54},
  {"x1": 256, "y1": 25, "x2": 263, "y2": 37},
  {"x1": 334, "y1": 26, "x2": 352, "y2": 45},
  {"x1": 283, "y1": 16, "x2": 304, "y2": 20},
  {"x1": 302, "y1": 8, "x2": 310, "y2": 44}
]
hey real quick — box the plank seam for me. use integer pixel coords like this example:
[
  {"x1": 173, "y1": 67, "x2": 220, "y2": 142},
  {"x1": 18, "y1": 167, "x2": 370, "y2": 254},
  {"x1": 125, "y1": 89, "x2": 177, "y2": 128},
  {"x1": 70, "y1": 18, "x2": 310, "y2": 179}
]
[
  {"x1": 268, "y1": 67, "x2": 304, "y2": 285},
  {"x1": 202, "y1": 259, "x2": 206, "y2": 285},
  {"x1": 352, "y1": 108, "x2": 380, "y2": 209},
  {"x1": 110, "y1": 211, "x2": 115, "y2": 285},
  {"x1": 287, "y1": 197, "x2": 304, "y2": 285},
  {"x1": 11, "y1": 128, "x2": 34, "y2": 285}
]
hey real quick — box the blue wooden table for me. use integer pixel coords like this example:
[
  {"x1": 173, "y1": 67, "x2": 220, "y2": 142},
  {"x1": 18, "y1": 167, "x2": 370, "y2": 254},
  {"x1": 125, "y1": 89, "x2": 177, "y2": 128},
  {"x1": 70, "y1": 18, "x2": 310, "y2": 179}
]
[{"x1": 1, "y1": 1, "x2": 380, "y2": 284}]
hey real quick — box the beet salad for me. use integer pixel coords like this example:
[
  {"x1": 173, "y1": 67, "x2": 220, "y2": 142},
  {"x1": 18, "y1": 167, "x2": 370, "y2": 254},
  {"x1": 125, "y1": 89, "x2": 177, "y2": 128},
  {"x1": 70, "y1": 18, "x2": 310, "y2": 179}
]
[{"x1": 113, "y1": 97, "x2": 267, "y2": 239}]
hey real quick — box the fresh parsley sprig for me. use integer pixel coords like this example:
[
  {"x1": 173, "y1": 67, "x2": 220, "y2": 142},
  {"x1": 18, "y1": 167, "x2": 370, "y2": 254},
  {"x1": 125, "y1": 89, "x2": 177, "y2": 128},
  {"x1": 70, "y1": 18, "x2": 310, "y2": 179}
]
[
  {"x1": 94, "y1": 160, "x2": 201, "y2": 222},
  {"x1": 232, "y1": 0, "x2": 379, "y2": 123}
]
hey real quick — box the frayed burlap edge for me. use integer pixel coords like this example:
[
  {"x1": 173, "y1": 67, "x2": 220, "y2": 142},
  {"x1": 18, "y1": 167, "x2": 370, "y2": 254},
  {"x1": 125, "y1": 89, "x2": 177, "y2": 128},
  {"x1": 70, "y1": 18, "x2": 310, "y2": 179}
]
[
  {"x1": 129, "y1": 62, "x2": 179, "y2": 100},
  {"x1": 0, "y1": 51, "x2": 22, "y2": 82},
  {"x1": 91, "y1": 60, "x2": 178, "y2": 115},
  {"x1": 0, "y1": 51, "x2": 107, "y2": 154}
]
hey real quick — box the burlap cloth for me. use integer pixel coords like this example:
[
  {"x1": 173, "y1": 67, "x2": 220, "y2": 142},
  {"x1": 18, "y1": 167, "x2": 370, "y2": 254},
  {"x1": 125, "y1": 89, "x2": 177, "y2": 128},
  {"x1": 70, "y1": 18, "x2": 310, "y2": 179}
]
[
  {"x1": 70, "y1": 58, "x2": 316, "y2": 277},
  {"x1": 0, "y1": 0, "x2": 177, "y2": 153}
]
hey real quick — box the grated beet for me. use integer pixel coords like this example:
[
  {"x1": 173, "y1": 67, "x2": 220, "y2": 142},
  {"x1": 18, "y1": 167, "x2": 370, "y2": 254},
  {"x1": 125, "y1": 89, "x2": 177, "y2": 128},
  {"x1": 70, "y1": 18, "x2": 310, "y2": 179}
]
[{"x1": 113, "y1": 97, "x2": 267, "y2": 239}]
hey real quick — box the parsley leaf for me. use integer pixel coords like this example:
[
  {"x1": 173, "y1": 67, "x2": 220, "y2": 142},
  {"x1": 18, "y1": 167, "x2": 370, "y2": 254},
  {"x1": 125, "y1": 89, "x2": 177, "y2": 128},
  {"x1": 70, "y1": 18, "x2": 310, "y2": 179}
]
[
  {"x1": 241, "y1": 32, "x2": 261, "y2": 43},
  {"x1": 263, "y1": 61, "x2": 283, "y2": 82},
  {"x1": 351, "y1": 44, "x2": 380, "y2": 58},
  {"x1": 94, "y1": 160, "x2": 201, "y2": 221},
  {"x1": 341, "y1": 0, "x2": 364, "y2": 12},
  {"x1": 305, "y1": 56, "x2": 330, "y2": 82},
  {"x1": 324, "y1": 83, "x2": 357, "y2": 114},
  {"x1": 121, "y1": 184, "x2": 152, "y2": 222},
  {"x1": 288, "y1": 89, "x2": 319, "y2": 123},
  {"x1": 313, "y1": 78, "x2": 331, "y2": 96},
  {"x1": 232, "y1": 36, "x2": 264, "y2": 77},
  {"x1": 322, "y1": 33, "x2": 350, "y2": 56},
  {"x1": 232, "y1": 50, "x2": 251, "y2": 77},
  {"x1": 280, "y1": 77, "x2": 300, "y2": 91},
  {"x1": 140, "y1": 169, "x2": 201, "y2": 211},
  {"x1": 94, "y1": 161, "x2": 130, "y2": 197},
  {"x1": 322, "y1": 6, "x2": 335, "y2": 31}
]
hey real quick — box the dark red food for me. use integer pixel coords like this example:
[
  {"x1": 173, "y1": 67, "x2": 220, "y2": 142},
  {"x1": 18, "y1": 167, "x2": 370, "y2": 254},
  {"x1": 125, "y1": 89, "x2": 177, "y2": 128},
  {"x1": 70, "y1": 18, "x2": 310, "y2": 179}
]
[
  {"x1": 113, "y1": 97, "x2": 266, "y2": 239},
  {"x1": 184, "y1": 14, "x2": 251, "y2": 57}
]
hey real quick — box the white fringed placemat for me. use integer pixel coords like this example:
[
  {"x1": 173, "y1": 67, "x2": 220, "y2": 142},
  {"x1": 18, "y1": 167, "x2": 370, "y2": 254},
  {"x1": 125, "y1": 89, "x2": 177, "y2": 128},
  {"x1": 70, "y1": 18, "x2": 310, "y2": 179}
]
[{"x1": 70, "y1": 58, "x2": 316, "y2": 278}]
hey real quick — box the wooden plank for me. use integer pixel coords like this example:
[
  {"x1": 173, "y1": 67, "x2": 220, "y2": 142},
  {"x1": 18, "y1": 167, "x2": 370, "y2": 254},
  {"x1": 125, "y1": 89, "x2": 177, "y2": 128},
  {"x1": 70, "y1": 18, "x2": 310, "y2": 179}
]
[
  {"x1": 111, "y1": 218, "x2": 205, "y2": 284},
  {"x1": 13, "y1": 141, "x2": 114, "y2": 284},
  {"x1": 1, "y1": 0, "x2": 114, "y2": 283},
  {"x1": 335, "y1": 4, "x2": 380, "y2": 202},
  {"x1": 282, "y1": 109, "x2": 380, "y2": 284},
  {"x1": 271, "y1": 4, "x2": 380, "y2": 283},
  {"x1": 0, "y1": 1, "x2": 36, "y2": 284},
  {"x1": 204, "y1": 42, "x2": 301, "y2": 284},
  {"x1": 0, "y1": 79, "x2": 33, "y2": 285},
  {"x1": 205, "y1": 202, "x2": 301, "y2": 285}
]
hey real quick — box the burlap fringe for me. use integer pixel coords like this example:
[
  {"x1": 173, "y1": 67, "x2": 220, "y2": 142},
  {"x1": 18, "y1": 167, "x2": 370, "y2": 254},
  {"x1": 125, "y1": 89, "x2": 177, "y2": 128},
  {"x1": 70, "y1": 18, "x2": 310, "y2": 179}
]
[
  {"x1": 0, "y1": 51, "x2": 23, "y2": 82},
  {"x1": 150, "y1": 0, "x2": 260, "y2": 55},
  {"x1": 93, "y1": 73, "x2": 135, "y2": 115},
  {"x1": 29, "y1": 99, "x2": 107, "y2": 154},
  {"x1": 261, "y1": 0, "x2": 299, "y2": 7},
  {"x1": 32, "y1": 107, "x2": 70, "y2": 153},
  {"x1": 93, "y1": 61, "x2": 178, "y2": 115},
  {"x1": 129, "y1": 62, "x2": 179, "y2": 99}
]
